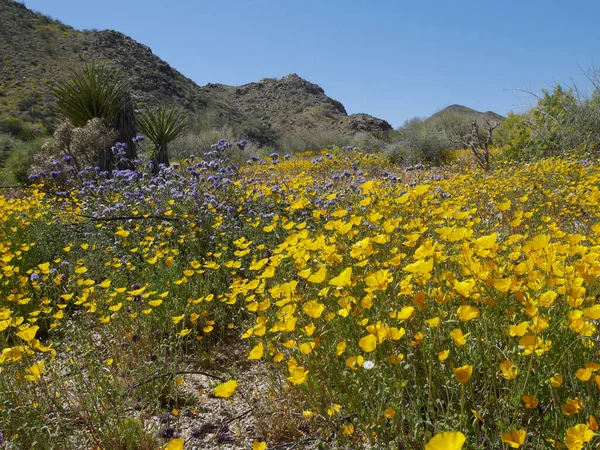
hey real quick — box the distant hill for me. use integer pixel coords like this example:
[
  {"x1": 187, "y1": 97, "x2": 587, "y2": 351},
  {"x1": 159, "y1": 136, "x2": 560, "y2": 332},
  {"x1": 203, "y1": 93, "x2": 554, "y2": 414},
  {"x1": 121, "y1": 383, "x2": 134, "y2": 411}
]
[
  {"x1": 427, "y1": 104, "x2": 505, "y2": 125},
  {"x1": 0, "y1": 0, "x2": 391, "y2": 145}
]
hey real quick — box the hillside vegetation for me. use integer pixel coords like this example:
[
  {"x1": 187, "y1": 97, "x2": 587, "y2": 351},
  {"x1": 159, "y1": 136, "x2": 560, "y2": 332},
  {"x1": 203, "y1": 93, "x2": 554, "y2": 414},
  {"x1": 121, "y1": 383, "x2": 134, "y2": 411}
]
[{"x1": 0, "y1": 0, "x2": 390, "y2": 146}]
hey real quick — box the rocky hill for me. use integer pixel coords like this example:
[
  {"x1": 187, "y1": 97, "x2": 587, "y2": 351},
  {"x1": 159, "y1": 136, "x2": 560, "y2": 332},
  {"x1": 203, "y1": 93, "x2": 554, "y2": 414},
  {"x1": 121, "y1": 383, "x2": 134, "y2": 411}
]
[
  {"x1": 0, "y1": 0, "x2": 391, "y2": 144},
  {"x1": 427, "y1": 104, "x2": 505, "y2": 125}
]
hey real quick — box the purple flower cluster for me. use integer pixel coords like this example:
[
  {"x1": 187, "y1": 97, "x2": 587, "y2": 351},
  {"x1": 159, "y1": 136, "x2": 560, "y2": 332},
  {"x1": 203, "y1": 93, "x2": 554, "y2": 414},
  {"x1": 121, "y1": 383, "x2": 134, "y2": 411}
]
[
  {"x1": 381, "y1": 171, "x2": 401, "y2": 182},
  {"x1": 405, "y1": 163, "x2": 423, "y2": 172},
  {"x1": 30, "y1": 138, "x2": 405, "y2": 265},
  {"x1": 211, "y1": 139, "x2": 233, "y2": 152}
]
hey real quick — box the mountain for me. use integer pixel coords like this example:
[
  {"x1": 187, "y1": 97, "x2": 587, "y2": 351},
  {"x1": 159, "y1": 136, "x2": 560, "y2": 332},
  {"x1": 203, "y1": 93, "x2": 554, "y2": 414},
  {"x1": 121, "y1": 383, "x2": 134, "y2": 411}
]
[
  {"x1": 427, "y1": 104, "x2": 505, "y2": 125},
  {"x1": 0, "y1": 0, "x2": 391, "y2": 145}
]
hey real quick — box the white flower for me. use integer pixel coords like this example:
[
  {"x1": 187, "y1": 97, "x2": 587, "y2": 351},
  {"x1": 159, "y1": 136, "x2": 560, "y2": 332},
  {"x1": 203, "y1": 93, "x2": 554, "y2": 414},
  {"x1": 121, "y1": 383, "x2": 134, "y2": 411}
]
[{"x1": 362, "y1": 360, "x2": 375, "y2": 370}]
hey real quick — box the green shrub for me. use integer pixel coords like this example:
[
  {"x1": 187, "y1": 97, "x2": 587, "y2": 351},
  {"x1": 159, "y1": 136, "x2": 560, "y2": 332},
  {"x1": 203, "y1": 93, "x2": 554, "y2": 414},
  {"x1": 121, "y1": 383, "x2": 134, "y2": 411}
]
[
  {"x1": 171, "y1": 125, "x2": 236, "y2": 160},
  {"x1": 350, "y1": 132, "x2": 388, "y2": 153},
  {"x1": 102, "y1": 417, "x2": 159, "y2": 450},
  {"x1": 0, "y1": 116, "x2": 38, "y2": 141},
  {"x1": 237, "y1": 118, "x2": 278, "y2": 147},
  {"x1": 383, "y1": 143, "x2": 426, "y2": 166},
  {"x1": 17, "y1": 92, "x2": 41, "y2": 112},
  {"x1": 0, "y1": 117, "x2": 25, "y2": 137},
  {"x1": 278, "y1": 128, "x2": 350, "y2": 154},
  {"x1": 395, "y1": 117, "x2": 456, "y2": 165},
  {"x1": 52, "y1": 63, "x2": 130, "y2": 128},
  {"x1": 0, "y1": 132, "x2": 15, "y2": 160},
  {"x1": 499, "y1": 76, "x2": 600, "y2": 160},
  {"x1": 0, "y1": 137, "x2": 44, "y2": 184}
]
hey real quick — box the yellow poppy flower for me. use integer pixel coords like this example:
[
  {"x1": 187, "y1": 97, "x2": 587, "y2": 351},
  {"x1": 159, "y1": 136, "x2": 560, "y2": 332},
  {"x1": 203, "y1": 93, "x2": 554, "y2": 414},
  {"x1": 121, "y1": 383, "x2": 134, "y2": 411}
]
[
  {"x1": 213, "y1": 380, "x2": 238, "y2": 398},
  {"x1": 453, "y1": 365, "x2": 473, "y2": 384},
  {"x1": 425, "y1": 431, "x2": 466, "y2": 450},
  {"x1": 502, "y1": 429, "x2": 526, "y2": 448},
  {"x1": 359, "y1": 334, "x2": 377, "y2": 353}
]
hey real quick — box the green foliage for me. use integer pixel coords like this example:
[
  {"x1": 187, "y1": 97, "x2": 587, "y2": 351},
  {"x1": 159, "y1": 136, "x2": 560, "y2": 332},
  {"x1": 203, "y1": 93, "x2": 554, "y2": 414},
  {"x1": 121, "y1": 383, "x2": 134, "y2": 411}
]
[
  {"x1": 531, "y1": 85, "x2": 578, "y2": 154},
  {"x1": 278, "y1": 128, "x2": 350, "y2": 154},
  {"x1": 395, "y1": 116, "x2": 455, "y2": 165},
  {"x1": 0, "y1": 116, "x2": 38, "y2": 141},
  {"x1": 237, "y1": 118, "x2": 278, "y2": 147},
  {"x1": 0, "y1": 137, "x2": 45, "y2": 184},
  {"x1": 49, "y1": 64, "x2": 138, "y2": 171},
  {"x1": 494, "y1": 112, "x2": 532, "y2": 155},
  {"x1": 51, "y1": 63, "x2": 129, "y2": 128},
  {"x1": 500, "y1": 79, "x2": 600, "y2": 160},
  {"x1": 0, "y1": 133, "x2": 16, "y2": 169},
  {"x1": 138, "y1": 107, "x2": 187, "y2": 151},
  {"x1": 103, "y1": 417, "x2": 160, "y2": 450},
  {"x1": 138, "y1": 106, "x2": 187, "y2": 172},
  {"x1": 171, "y1": 124, "x2": 264, "y2": 166},
  {"x1": 383, "y1": 143, "x2": 425, "y2": 166},
  {"x1": 172, "y1": 122, "x2": 236, "y2": 158},
  {"x1": 17, "y1": 92, "x2": 41, "y2": 112}
]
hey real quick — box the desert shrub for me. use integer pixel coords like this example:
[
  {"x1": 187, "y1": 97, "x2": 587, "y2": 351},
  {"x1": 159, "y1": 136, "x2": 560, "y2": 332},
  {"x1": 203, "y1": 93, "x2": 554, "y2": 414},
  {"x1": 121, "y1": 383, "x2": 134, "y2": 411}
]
[
  {"x1": 37, "y1": 119, "x2": 117, "y2": 173},
  {"x1": 236, "y1": 118, "x2": 278, "y2": 147},
  {"x1": 171, "y1": 125, "x2": 236, "y2": 160},
  {"x1": 25, "y1": 104, "x2": 48, "y2": 121},
  {"x1": 349, "y1": 132, "x2": 389, "y2": 154},
  {"x1": 17, "y1": 93, "x2": 41, "y2": 112},
  {"x1": 383, "y1": 142, "x2": 424, "y2": 166},
  {"x1": 0, "y1": 137, "x2": 45, "y2": 184},
  {"x1": 494, "y1": 112, "x2": 531, "y2": 151},
  {"x1": 0, "y1": 116, "x2": 37, "y2": 141},
  {"x1": 0, "y1": 133, "x2": 16, "y2": 168},
  {"x1": 395, "y1": 117, "x2": 455, "y2": 165},
  {"x1": 278, "y1": 128, "x2": 350, "y2": 154},
  {"x1": 51, "y1": 64, "x2": 136, "y2": 170},
  {"x1": 52, "y1": 64, "x2": 128, "y2": 127},
  {"x1": 171, "y1": 120, "x2": 273, "y2": 166},
  {"x1": 37, "y1": 26, "x2": 54, "y2": 41},
  {"x1": 499, "y1": 77, "x2": 600, "y2": 160}
]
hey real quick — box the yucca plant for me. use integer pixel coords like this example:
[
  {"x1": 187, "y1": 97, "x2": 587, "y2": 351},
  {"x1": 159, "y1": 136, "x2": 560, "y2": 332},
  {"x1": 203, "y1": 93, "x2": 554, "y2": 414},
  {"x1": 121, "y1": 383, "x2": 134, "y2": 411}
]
[
  {"x1": 137, "y1": 106, "x2": 187, "y2": 174},
  {"x1": 51, "y1": 63, "x2": 137, "y2": 171}
]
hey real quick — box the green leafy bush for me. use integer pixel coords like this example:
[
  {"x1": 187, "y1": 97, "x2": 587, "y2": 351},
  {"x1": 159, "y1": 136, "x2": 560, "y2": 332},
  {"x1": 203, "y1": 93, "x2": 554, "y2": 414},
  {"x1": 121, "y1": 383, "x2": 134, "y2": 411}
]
[
  {"x1": 0, "y1": 133, "x2": 16, "y2": 168},
  {"x1": 499, "y1": 77, "x2": 600, "y2": 160},
  {"x1": 0, "y1": 116, "x2": 38, "y2": 141},
  {"x1": 0, "y1": 137, "x2": 45, "y2": 184},
  {"x1": 395, "y1": 116, "x2": 455, "y2": 165}
]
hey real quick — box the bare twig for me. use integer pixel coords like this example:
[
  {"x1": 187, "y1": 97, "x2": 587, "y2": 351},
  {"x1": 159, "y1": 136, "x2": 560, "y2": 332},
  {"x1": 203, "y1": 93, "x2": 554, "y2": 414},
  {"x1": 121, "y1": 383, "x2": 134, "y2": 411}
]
[
  {"x1": 126, "y1": 369, "x2": 225, "y2": 392},
  {"x1": 225, "y1": 408, "x2": 253, "y2": 424},
  {"x1": 76, "y1": 214, "x2": 181, "y2": 222},
  {"x1": 505, "y1": 87, "x2": 543, "y2": 101}
]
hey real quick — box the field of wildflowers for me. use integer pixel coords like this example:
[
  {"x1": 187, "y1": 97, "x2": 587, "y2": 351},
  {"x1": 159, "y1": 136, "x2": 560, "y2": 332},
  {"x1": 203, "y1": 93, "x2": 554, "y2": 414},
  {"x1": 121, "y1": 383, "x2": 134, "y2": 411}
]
[{"x1": 1, "y1": 143, "x2": 599, "y2": 449}]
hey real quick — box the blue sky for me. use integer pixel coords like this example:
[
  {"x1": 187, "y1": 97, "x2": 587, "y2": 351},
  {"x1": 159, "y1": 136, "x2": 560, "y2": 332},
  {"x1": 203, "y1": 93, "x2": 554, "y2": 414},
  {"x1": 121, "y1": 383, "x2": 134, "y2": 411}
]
[{"x1": 21, "y1": 0, "x2": 600, "y2": 127}]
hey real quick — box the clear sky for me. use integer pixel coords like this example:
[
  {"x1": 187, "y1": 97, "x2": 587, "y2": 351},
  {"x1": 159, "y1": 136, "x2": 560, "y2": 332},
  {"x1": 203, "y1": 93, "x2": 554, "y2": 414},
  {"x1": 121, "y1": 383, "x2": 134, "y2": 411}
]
[{"x1": 19, "y1": 0, "x2": 600, "y2": 128}]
